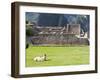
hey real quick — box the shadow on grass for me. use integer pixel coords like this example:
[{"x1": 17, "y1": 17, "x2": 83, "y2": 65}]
[{"x1": 45, "y1": 59, "x2": 51, "y2": 61}]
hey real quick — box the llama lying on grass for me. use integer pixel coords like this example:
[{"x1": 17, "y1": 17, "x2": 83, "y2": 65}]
[{"x1": 33, "y1": 54, "x2": 47, "y2": 62}]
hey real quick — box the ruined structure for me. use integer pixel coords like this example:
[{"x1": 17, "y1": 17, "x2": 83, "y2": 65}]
[{"x1": 26, "y1": 22, "x2": 89, "y2": 45}]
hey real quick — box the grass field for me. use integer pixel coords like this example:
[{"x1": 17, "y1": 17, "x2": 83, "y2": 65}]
[{"x1": 26, "y1": 46, "x2": 89, "y2": 67}]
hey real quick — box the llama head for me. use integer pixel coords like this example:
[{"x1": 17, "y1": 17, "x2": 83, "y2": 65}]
[
  {"x1": 43, "y1": 54, "x2": 47, "y2": 61},
  {"x1": 44, "y1": 54, "x2": 46, "y2": 57}
]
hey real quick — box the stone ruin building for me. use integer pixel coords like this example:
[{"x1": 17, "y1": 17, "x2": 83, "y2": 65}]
[{"x1": 26, "y1": 22, "x2": 89, "y2": 45}]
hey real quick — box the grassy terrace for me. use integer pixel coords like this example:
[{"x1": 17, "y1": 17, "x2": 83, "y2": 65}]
[{"x1": 26, "y1": 45, "x2": 89, "y2": 67}]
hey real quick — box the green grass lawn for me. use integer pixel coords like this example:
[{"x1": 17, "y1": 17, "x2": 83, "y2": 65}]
[{"x1": 26, "y1": 46, "x2": 89, "y2": 67}]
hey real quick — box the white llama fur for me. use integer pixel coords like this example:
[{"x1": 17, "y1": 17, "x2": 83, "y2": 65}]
[{"x1": 33, "y1": 54, "x2": 46, "y2": 62}]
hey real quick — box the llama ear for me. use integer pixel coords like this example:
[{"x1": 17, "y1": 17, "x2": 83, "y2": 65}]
[{"x1": 44, "y1": 54, "x2": 46, "y2": 56}]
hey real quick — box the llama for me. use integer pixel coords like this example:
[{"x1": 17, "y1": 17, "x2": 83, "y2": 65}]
[{"x1": 33, "y1": 54, "x2": 47, "y2": 62}]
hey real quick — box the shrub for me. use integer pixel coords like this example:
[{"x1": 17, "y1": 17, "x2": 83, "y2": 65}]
[
  {"x1": 26, "y1": 27, "x2": 34, "y2": 36},
  {"x1": 26, "y1": 43, "x2": 29, "y2": 49}
]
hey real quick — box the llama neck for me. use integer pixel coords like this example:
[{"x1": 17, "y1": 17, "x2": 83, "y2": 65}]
[{"x1": 43, "y1": 55, "x2": 46, "y2": 61}]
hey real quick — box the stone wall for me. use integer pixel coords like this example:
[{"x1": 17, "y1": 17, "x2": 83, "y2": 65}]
[{"x1": 30, "y1": 34, "x2": 89, "y2": 45}]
